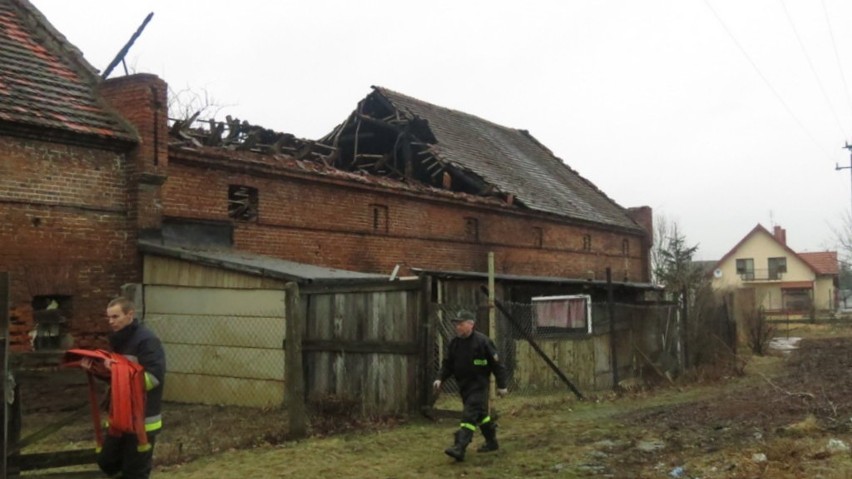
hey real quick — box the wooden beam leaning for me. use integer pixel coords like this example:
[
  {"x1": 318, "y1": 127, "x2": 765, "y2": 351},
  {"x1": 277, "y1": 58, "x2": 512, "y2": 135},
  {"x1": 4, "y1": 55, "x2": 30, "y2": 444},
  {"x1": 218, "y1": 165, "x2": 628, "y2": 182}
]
[{"x1": 479, "y1": 285, "x2": 584, "y2": 400}]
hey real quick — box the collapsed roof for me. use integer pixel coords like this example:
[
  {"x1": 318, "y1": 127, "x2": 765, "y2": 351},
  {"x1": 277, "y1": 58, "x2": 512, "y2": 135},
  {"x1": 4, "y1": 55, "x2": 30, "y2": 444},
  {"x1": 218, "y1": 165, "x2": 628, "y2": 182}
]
[{"x1": 319, "y1": 86, "x2": 642, "y2": 232}]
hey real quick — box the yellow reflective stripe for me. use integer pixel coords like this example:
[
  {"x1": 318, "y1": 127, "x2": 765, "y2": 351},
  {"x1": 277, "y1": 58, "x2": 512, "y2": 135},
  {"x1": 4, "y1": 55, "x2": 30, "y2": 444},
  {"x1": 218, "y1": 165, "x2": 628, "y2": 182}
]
[
  {"x1": 145, "y1": 419, "x2": 162, "y2": 432},
  {"x1": 479, "y1": 416, "x2": 492, "y2": 425},
  {"x1": 144, "y1": 372, "x2": 160, "y2": 391},
  {"x1": 95, "y1": 446, "x2": 102, "y2": 453},
  {"x1": 473, "y1": 359, "x2": 488, "y2": 366},
  {"x1": 460, "y1": 422, "x2": 476, "y2": 431},
  {"x1": 137, "y1": 443, "x2": 152, "y2": 452}
]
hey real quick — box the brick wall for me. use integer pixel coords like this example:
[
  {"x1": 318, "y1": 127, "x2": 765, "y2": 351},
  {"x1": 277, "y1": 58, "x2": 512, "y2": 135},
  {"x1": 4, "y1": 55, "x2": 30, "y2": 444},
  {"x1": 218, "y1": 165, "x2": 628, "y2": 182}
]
[
  {"x1": 163, "y1": 154, "x2": 650, "y2": 281},
  {"x1": 100, "y1": 74, "x2": 168, "y2": 231},
  {"x1": 0, "y1": 136, "x2": 136, "y2": 345}
]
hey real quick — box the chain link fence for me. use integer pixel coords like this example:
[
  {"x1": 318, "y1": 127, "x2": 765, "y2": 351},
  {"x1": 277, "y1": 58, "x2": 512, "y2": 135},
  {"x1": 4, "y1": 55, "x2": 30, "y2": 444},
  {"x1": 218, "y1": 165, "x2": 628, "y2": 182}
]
[
  {"x1": 144, "y1": 305, "x2": 287, "y2": 409},
  {"x1": 430, "y1": 299, "x2": 681, "y2": 402}
]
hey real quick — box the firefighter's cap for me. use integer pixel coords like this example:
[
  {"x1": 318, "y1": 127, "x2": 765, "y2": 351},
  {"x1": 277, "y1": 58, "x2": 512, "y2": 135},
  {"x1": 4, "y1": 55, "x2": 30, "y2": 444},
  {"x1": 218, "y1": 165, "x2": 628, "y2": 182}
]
[{"x1": 450, "y1": 310, "x2": 475, "y2": 323}]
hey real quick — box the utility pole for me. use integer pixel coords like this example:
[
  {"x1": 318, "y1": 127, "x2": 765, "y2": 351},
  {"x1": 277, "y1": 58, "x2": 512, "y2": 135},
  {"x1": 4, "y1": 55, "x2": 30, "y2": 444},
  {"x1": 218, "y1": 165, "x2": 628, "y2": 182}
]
[{"x1": 838, "y1": 143, "x2": 852, "y2": 213}]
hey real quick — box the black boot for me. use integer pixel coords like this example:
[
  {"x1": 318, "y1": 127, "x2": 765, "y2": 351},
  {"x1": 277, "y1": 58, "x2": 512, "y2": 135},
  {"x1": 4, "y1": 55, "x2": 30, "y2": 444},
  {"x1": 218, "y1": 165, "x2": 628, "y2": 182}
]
[
  {"x1": 477, "y1": 422, "x2": 499, "y2": 452},
  {"x1": 444, "y1": 428, "x2": 474, "y2": 461}
]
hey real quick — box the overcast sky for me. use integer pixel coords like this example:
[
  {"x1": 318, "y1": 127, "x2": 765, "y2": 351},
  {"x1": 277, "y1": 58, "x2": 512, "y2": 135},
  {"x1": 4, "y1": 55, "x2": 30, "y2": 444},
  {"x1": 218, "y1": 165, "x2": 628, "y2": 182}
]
[{"x1": 30, "y1": 0, "x2": 852, "y2": 260}]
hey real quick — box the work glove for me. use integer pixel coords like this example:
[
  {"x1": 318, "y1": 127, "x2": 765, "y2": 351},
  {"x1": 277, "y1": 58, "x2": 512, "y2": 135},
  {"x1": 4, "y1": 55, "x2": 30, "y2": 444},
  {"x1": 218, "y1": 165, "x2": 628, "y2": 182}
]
[
  {"x1": 497, "y1": 388, "x2": 508, "y2": 397},
  {"x1": 433, "y1": 380, "x2": 442, "y2": 392}
]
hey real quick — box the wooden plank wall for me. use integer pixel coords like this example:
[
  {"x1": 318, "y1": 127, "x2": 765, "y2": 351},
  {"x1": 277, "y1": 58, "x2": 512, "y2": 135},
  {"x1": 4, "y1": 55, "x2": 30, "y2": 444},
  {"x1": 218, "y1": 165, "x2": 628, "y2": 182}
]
[
  {"x1": 508, "y1": 304, "x2": 666, "y2": 392},
  {"x1": 303, "y1": 282, "x2": 422, "y2": 416}
]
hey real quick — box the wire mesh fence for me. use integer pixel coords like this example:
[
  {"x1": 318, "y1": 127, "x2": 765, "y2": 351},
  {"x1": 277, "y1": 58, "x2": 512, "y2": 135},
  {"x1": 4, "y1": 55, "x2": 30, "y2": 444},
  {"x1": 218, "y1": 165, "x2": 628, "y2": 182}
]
[
  {"x1": 430, "y1": 299, "x2": 681, "y2": 402},
  {"x1": 143, "y1": 305, "x2": 287, "y2": 409}
]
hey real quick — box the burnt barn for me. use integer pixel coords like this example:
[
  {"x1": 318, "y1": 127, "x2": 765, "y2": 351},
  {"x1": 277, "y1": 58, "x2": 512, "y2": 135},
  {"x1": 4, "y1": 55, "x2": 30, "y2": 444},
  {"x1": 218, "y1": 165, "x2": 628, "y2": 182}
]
[{"x1": 0, "y1": 0, "x2": 668, "y2": 473}]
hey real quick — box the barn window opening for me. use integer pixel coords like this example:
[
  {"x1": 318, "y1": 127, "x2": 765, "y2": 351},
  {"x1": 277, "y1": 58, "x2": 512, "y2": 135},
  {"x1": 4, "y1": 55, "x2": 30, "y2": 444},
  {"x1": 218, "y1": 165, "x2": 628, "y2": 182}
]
[
  {"x1": 464, "y1": 217, "x2": 479, "y2": 242},
  {"x1": 532, "y1": 227, "x2": 543, "y2": 248},
  {"x1": 228, "y1": 185, "x2": 258, "y2": 221},
  {"x1": 371, "y1": 204, "x2": 388, "y2": 233},
  {"x1": 582, "y1": 234, "x2": 592, "y2": 251},
  {"x1": 622, "y1": 239, "x2": 629, "y2": 256},
  {"x1": 31, "y1": 295, "x2": 72, "y2": 350}
]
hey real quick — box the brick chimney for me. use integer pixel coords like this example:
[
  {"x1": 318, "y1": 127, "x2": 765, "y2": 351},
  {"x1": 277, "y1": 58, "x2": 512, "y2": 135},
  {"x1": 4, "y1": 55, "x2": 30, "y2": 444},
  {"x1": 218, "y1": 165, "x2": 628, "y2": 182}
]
[
  {"x1": 627, "y1": 205, "x2": 653, "y2": 282},
  {"x1": 773, "y1": 225, "x2": 786, "y2": 245},
  {"x1": 98, "y1": 74, "x2": 168, "y2": 231},
  {"x1": 627, "y1": 206, "x2": 653, "y2": 237}
]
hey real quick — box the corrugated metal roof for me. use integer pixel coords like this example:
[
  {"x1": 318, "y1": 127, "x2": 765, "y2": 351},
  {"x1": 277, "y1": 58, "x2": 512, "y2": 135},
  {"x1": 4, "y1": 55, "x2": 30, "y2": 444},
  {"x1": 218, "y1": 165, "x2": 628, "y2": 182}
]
[
  {"x1": 138, "y1": 240, "x2": 390, "y2": 284},
  {"x1": 372, "y1": 87, "x2": 642, "y2": 231},
  {"x1": 412, "y1": 267, "x2": 661, "y2": 291},
  {"x1": 0, "y1": 0, "x2": 135, "y2": 142}
]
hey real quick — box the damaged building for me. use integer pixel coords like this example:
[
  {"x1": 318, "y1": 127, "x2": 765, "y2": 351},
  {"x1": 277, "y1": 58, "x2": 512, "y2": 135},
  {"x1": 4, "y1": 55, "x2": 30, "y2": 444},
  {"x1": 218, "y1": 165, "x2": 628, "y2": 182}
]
[{"x1": 1, "y1": 0, "x2": 660, "y2": 413}]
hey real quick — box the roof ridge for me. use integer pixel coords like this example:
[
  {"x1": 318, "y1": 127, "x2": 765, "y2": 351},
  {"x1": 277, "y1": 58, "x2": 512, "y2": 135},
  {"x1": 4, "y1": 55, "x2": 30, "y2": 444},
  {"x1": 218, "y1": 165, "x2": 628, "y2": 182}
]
[{"x1": 8, "y1": 0, "x2": 101, "y2": 82}]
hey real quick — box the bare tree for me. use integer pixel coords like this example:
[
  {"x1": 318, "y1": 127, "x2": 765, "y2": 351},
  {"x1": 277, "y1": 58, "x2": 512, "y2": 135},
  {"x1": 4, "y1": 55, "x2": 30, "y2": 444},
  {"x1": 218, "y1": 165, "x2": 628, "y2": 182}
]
[{"x1": 168, "y1": 86, "x2": 228, "y2": 123}]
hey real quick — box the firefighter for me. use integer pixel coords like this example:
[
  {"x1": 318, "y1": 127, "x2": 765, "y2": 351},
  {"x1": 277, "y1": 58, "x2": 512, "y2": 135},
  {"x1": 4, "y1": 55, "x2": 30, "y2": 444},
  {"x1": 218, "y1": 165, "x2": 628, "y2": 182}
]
[
  {"x1": 82, "y1": 297, "x2": 165, "y2": 479},
  {"x1": 433, "y1": 310, "x2": 508, "y2": 462}
]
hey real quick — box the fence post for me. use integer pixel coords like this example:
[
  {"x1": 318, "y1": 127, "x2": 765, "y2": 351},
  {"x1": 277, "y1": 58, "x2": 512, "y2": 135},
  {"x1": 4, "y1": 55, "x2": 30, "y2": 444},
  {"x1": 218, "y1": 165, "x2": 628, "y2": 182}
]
[
  {"x1": 284, "y1": 282, "x2": 307, "y2": 439},
  {"x1": 1, "y1": 272, "x2": 9, "y2": 477},
  {"x1": 487, "y1": 252, "x2": 496, "y2": 404},
  {"x1": 607, "y1": 268, "x2": 619, "y2": 389},
  {"x1": 420, "y1": 275, "x2": 433, "y2": 412},
  {"x1": 681, "y1": 286, "x2": 689, "y2": 369}
]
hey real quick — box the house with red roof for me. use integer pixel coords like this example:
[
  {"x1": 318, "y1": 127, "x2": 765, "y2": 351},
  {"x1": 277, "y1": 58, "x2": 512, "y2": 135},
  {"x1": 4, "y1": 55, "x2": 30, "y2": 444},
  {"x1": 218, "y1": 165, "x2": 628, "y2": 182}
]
[{"x1": 710, "y1": 224, "x2": 839, "y2": 317}]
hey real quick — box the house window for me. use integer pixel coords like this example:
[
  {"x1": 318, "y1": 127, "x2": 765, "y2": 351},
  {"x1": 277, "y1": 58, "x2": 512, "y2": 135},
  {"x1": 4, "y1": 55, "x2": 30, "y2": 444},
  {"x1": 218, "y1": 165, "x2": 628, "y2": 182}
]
[
  {"x1": 532, "y1": 295, "x2": 592, "y2": 334},
  {"x1": 371, "y1": 204, "x2": 388, "y2": 234},
  {"x1": 783, "y1": 288, "x2": 811, "y2": 312},
  {"x1": 736, "y1": 258, "x2": 754, "y2": 280},
  {"x1": 768, "y1": 257, "x2": 787, "y2": 280},
  {"x1": 532, "y1": 227, "x2": 543, "y2": 248},
  {"x1": 622, "y1": 239, "x2": 629, "y2": 256},
  {"x1": 228, "y1": 185, "x2": 258, "y2": 221},
  {"x1": 582, "y1": 234, "x2": 592, "y2": 251},
  {"x1": 464, "y1": 217, "x2": 479, "y2": 242}
]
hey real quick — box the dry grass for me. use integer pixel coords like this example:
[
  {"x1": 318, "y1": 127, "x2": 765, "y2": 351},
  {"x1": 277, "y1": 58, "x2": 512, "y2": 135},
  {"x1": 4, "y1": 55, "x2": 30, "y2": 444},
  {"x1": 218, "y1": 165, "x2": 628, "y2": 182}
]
[{"x1": 18, "y1": 321, "x2": 852, "y2": 478}]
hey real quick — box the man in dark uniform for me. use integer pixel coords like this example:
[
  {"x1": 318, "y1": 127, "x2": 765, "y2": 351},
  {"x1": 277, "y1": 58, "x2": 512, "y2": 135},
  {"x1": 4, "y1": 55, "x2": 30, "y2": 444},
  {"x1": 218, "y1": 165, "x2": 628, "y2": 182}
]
[
  {"x1": 433, "y1": 310, "x2": 508, "y2": 461},
  {"x1": 82, "y1": 297, "x2": 165, "y2": 479}
]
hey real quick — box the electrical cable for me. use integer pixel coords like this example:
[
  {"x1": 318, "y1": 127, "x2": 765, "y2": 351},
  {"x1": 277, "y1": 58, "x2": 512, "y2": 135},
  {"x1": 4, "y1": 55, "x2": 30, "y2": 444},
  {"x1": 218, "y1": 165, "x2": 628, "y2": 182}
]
[
  {"x1": 702, "y1": 0, "x2": 834, "y2": 162},
  {"x1": 778, "y1": 0, "x2": 847, "y2": 140},
  {"x1": 820, "y1": 0, "x2": 852, "y2": 127}
]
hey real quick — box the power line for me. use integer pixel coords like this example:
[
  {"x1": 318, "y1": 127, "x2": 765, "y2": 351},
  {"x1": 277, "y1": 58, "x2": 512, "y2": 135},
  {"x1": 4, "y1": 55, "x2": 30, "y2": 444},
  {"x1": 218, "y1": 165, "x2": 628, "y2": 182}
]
[
  {"x1": 777, "y1": 0, "x2": 847, "y2": 140},
  {"x1": 702, "y1": 0, "x2": 834, "y2": 162},
  {"x1": 820, "y1": 0, "x2": 852, "y2": 125}
]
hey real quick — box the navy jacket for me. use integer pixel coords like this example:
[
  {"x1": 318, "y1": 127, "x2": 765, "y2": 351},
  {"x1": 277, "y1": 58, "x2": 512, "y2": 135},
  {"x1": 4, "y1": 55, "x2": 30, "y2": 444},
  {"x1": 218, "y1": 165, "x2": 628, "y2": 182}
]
[
  {"x1": 109, "y1": 319, "x2": 166, "y2": 432},
  {"x1": 439, "y1": 331, "x2": 508, "y2": 395}
]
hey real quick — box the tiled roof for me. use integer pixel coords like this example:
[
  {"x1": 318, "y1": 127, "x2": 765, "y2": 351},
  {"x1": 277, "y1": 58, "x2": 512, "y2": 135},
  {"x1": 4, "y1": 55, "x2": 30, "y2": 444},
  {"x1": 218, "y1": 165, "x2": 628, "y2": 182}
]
[
  {"x1": 0, "y1": 0, "x2": 135, "y2": 142},
  {"x1": 372, "y1": 87, "x2": 642, "y2": 231},
  {"x1": 712, "y1": 224, "x2": 839, "y2": 277},
  {"x1": 799, "y1": 251, "x2": 839, "y2": 276}
]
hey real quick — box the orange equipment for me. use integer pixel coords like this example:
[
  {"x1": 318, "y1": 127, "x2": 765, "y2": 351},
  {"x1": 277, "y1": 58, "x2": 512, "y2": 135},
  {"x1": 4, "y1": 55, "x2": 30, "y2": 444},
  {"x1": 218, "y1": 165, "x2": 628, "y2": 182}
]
[{"x1": 62, "y1": 349, "x2": 149, "y2": 452}]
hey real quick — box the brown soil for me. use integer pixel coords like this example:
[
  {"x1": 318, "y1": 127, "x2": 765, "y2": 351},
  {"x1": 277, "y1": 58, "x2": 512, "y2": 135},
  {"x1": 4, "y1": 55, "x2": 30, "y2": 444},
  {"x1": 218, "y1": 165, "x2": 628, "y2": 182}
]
[{"x1": 606, "y1": 335, "x2": 852, "y2": 478}]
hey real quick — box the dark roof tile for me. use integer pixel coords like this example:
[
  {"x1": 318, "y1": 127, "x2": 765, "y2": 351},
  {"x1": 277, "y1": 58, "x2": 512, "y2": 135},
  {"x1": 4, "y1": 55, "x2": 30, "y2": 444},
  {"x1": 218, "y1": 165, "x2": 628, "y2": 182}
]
[{"x1": 372, "y1": 87, "x2": 641, "y2": 231}]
